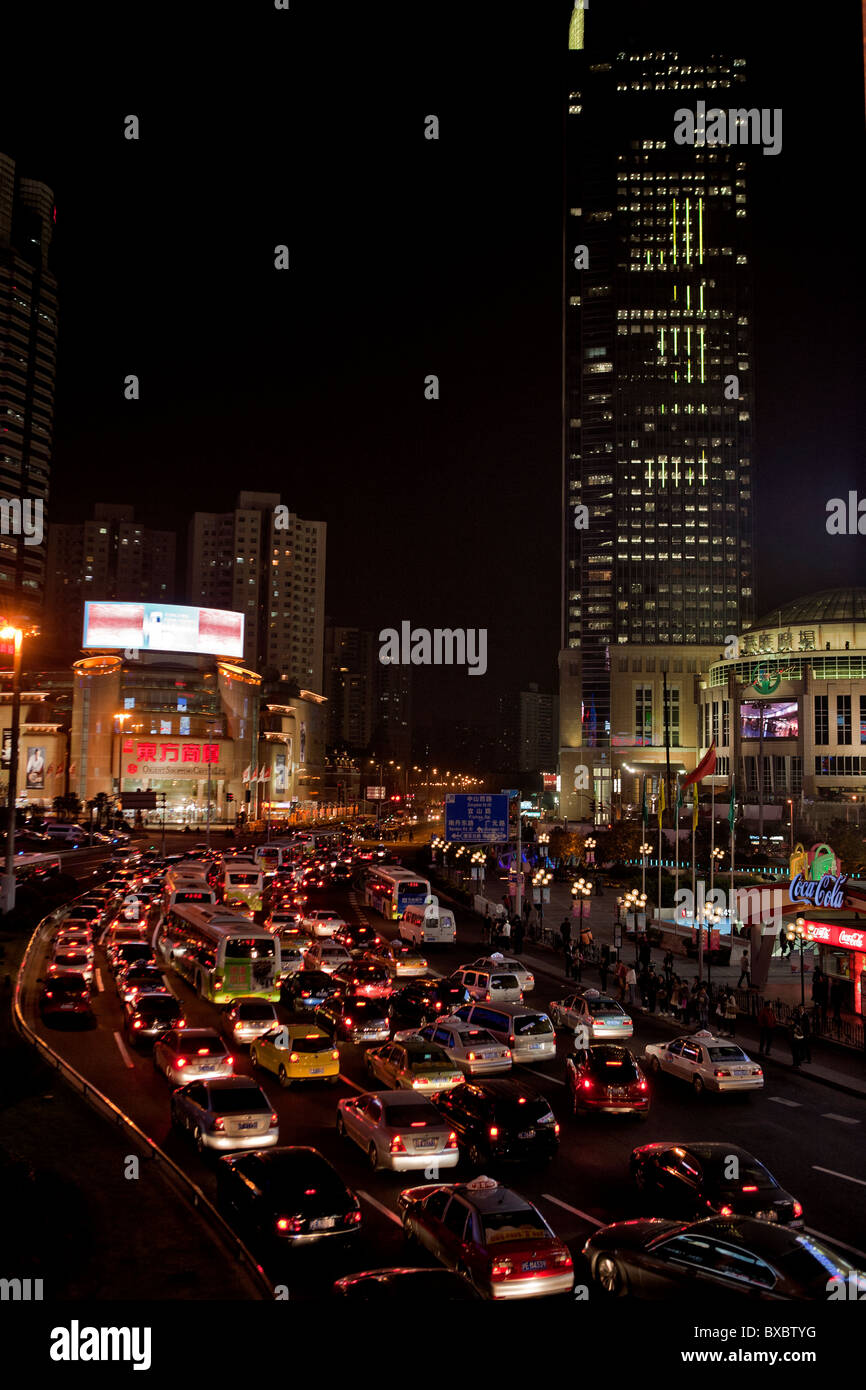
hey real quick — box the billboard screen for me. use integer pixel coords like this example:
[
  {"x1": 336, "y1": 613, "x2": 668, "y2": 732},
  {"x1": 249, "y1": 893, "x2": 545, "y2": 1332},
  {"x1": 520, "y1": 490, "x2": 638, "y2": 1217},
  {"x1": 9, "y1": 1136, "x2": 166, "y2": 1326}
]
[
  {"x1": 740, "y1": 700, "x2": 799, "y2": 740},
  {"x1": 83, "y1": 602, "x2": 244, "y2": 658}
]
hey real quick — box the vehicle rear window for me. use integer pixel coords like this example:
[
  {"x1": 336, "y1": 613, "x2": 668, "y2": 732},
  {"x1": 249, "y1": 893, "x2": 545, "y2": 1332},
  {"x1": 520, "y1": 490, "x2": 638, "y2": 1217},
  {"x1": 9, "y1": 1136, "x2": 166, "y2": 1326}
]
[
  {"x1": 706, "y1": 1046, "x2": 748, "y2": 1062},
  {"x1": 589, "y1": 1055, "x2": 640, "y2": 1081},
  {"x1": 483, "y1": 1208, "x2": 549, "y2": 1244},
  {"x1": 226, "y1": 937, "x2": 275, "y2": 960},
  {"x1": 50, "y1": 974, "x2": 88, "y2": 992},
  {"x1": 117, "y1": 944, "x2": 153, "y2": 962},
  {"x1": 493, "y1": 1098, "x2": 555, "y2": 1123},
  {"x1": 405, "y1": 1046, "x2": 450, "y2": 1065},
  {"x1": 237, "y1": 1003, "x2": 276, "y2": 1020},
  {"x1": 290, "y1": 1035, "x2": 333, "y2": 1054},
  {"x1": 55, "y1": 952, "x2": 89, "y2": 965},
  {"x1": 492, "y1": 975, "x2": 520, "y2": 989},
  {"x1": 586, "y1": 997, "x2": 623, "y2": 1016},
  {"x1": 186, "y1": 1037, "x2": 227, "y2": 1057},
  {"x1": 139, "y1": 998, "x2": 179, "y2": 1019},
  {"x1": 227, "y1": 873, "x2": 260, "y2": 885},
  {"x1": 382, "y1": 1103, "x2": 440, "y2": 1127},
  {"x1": 210, "y1": 1087, "x2": 271, "y2": 1113},
  {"x1": 513, "y1": 1014, "x2": 553, "y2": 1036}
]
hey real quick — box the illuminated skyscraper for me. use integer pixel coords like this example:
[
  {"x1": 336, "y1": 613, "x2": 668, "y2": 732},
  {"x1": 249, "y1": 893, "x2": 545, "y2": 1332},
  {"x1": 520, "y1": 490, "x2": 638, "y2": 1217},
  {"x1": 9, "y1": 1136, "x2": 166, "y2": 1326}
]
[{"x1": 559, "y1": 30, "x2": 756, "y2": 818}]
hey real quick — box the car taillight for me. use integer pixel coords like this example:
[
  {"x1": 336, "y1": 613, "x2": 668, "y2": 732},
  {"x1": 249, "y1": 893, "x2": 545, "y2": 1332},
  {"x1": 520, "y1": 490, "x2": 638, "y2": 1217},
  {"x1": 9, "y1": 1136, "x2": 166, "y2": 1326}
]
[
  {"x1": 793, "y1": 1200, "x2": 803, "y2": 1217},
  {"x1": 553, "y1": 1250, "x2": 573, "y2": 1269},
  {"x1": 213, "y1": 1117, "x2": 225, "y2": 1131},
  {"x1": 714, "y1": 1069, "x2": 731, "y2": 1078},
  {"x1": 301, "y1": 991, "x2": 311, "y2": 998},
  {"x1": 719, "y1": 1204, "x2": 733, "y2": 1216},
  {"x1": 133, "y1": 1018, "x2": 143, "y2": 1029},
  {"x1": 751, "y1": 1067, "x2": 762, "y2": 1076},
  {"x1": 269, "y1": 1112, "x2": 279, "y2": 1128},
  {"x1": 177, "y1": 1019, "x2": 187, "y2": 1029},
  {"x1": 289, "y1": 1053, "x2": 300, "y2": 1063},
  {"x1": 390, "y1": 1134, "x2": 407, "y2": 1153},
  {"x1": 491, "y1": 1258, "x2": 512, "y2": 1279},
  {"x1": 350, "y1": 1209, "x2": 362, "y2": 1223},
  {"x1": 446, "y1": 1131, "x2": 458, "y2": 1148},
  {"x1": 176, "y1": 1057, "x2": 187, "y2": 1068},
  {"x1": 554, "y1": 1123, "x2": 561, "y2": 1136},
  {"x1": 508, "y1": 1036, "x2": 515, "y2": 1047},
  {"x1": 331, "y1": 1050, "x2": 339, "y2": 1060},
  {"x1": 277, "y1": 1216, "x2": 303, "y2": 1233},
  {"x1": 638, "y1": 1080, "x2": 648, "y2": 1091},
  {"x1": 582, "y1": 1078, "x2": 593, "y2": 1090},
  {"x1": 488, "y1": 1125, "x2": 499, "y2": 1139},
  {"x1": 44, "y1": 991, "x2": 53, "y2": 999},
  {"x1": 434, "y1": 1001, "x2": 442, "y2": 1011},
  {"x1": 226, "y1": 1055, "x2": 234, "y2": 1066},
  {"x1": 742, "y1": 1185, "x2": 758, "y2": 1192}
]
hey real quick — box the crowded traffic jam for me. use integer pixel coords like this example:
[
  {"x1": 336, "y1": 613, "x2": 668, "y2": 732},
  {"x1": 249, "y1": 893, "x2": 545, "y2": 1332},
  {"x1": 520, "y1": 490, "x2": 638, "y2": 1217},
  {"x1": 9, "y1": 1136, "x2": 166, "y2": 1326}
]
[{"x1": 25, "y1": 828, "x2": 864, "y2": 1304}]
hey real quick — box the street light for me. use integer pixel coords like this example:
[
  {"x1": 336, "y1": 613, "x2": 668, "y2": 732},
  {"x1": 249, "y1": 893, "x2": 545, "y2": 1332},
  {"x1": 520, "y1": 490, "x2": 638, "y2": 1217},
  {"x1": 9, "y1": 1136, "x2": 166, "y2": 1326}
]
[
  {"x1": 624, "y1": 886, "x2": 647, "y2": 963},
  {"x1": 571, "y1": 875, "x2": 592, "y2": 938},
  {"x1": 584, "y1": 835, "x2": 596, "y2": 865},
  {"x1": 1, "y1": 621, "x2": 39, "y2": 916},
  {"x1": 787, "y1": 915, "x2": 808, "y2": 1007},
  {"x1": 640, "y1": 841, "x2": 652, "y2": 902}
]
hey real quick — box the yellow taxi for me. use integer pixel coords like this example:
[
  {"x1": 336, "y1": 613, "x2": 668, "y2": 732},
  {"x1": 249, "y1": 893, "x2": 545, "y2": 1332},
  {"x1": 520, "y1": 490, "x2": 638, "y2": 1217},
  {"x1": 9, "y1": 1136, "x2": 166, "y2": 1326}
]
[{"x1": 250, "y1": 1023, "x2": 340, "y2": 1088}]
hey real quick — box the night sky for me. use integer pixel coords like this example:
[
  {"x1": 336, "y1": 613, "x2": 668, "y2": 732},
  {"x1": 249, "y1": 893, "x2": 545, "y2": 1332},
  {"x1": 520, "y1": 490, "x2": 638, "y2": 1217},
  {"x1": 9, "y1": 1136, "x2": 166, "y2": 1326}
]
[{"x1": 2, "y1": 1, "x2": 864, "y2": 724}]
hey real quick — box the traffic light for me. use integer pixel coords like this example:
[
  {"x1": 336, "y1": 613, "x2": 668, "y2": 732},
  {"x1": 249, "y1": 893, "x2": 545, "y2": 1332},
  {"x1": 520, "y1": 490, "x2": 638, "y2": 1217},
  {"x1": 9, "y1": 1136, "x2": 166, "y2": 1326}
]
[
  {"x1": 225, "y1": 792, "x2": 234, "y2": 802},
  {"x1": 589, "y1": 798, "x2": 597, "y2": 816}
]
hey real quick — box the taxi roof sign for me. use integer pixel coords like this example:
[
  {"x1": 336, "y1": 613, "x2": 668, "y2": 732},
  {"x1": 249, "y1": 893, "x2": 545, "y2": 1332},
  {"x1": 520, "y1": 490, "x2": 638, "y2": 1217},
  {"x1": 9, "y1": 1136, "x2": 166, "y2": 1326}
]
[{"x1": 464, "y1": 1175, "x2": 499, "y2": 1192}]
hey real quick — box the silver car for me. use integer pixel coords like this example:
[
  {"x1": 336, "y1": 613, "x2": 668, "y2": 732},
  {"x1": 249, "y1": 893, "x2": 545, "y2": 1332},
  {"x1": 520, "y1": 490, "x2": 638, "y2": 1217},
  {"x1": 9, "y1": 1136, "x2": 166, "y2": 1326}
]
[
  {"x1": 154, "y1": 1027, "x2": 234, "y2": 1085},
  {"x1": 304, "y1": 942, "x2": 353, "y2": 975},
  {"x1": 336, "y1": 1089, "x2": 459, "y2": 1172},
  {"x1": 171, "y1": 1076, "x2": 279, "y2": 1153},
  {"x1": 549, "y1": 990, "x2": 634, "y2": 1041},
  {"x1": 644, "y1": 1031, "x2": 764, "y2": 1094},
  {"x1": 49, "y1": 946, "x2": 94, "y2": 985},
  {"x1": 222, "y1": 1000, "x2": 280, "y2": 1044},
  {"x1": 468, "y1": 955, "x2": 535, "y2": 993},
  {"x1": 451, "y1": 968, "x2": 523, "y2": 1004},
  {"x1": 395, "y1": 1020, "x2": 513, "y2": 1076}
]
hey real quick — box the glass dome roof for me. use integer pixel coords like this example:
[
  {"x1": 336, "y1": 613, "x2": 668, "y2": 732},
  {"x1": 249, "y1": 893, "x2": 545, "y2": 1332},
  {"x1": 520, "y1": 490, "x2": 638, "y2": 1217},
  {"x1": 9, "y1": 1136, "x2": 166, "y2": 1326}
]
[{"x1": 745, "y1": 588, "x2": 866, "y2": 630}]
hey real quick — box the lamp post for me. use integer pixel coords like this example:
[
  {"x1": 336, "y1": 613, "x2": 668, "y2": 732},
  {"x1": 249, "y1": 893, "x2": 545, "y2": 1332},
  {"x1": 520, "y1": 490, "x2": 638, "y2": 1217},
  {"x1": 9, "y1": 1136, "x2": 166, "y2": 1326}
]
[
  {"x1": 1, "y1": 623, "x2": 24, "y2": 917},
  {"x1": 787, "y1": 915, "x2": 808, "y2": 1007},
  {"x1": 113, "y1": 713, "x2": 130, "y2": 827},
  {"x1": 640, "y1": 841, "x2": 652, "y2": 903},
  {"x1": 624, "y1": 886, "x2": 647, "y2": 963},
  {"x1": 786, "y1": 799, "x2": 794, "y2": 856},
  {"x1": 571, "y1": 876, "x2": 592, "y2": 939},
  {"x1": 704, "y1": 902, "x2": 723, "y2": 994}
]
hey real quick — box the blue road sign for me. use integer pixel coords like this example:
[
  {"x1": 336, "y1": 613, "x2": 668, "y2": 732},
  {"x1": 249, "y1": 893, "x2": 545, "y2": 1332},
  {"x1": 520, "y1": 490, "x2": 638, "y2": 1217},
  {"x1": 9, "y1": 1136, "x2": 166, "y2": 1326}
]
[
  {"x1": 501, "y1": 788, "x2": 520, "y2": 800},
  {"x1": 446, "y1": 794, "x2": 509, "y2": 844}
]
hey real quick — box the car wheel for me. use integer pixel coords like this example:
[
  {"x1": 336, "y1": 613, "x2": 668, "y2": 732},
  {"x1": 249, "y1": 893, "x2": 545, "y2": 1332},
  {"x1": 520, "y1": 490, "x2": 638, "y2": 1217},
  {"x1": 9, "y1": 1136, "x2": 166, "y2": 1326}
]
[
  {"x1": 649, "y1": 1056, "x2": 661, "y2": 1074},
  {"x1": 278, "y1": 1066, "x2": 293, "y2": 1089},
  {"x1": 367, "y1": 1143, "x2": 380, "y2": 1172},
  {"x1": 692, "y1": 1075, "x2": 704, "y2": 1095},
  {"x1": 595, "y1": 1254, "x2": 625, "y2": 1297}
]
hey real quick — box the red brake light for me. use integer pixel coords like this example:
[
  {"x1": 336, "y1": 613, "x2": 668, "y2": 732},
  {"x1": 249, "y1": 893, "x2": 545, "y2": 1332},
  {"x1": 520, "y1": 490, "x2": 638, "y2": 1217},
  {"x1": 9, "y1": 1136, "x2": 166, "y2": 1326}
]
[
  {"x1": 434, "y1": 1001, "x2": 442, "y2": 1010},
  {"x1": 289, "y1": 1052, "x2": 300, "y2": 1063},
  {"x1": 276, "y1": 1217, "x2": 289, "y2": 1231},
  {"x1": 554, "y1": 1122, "x2": 561, "y2": 1136},
  {"x1": 490, "y1": 1259, "x2": 512, "y2": 1279},
  {"x1": 331, "y1": 1050, "x2": 340, "y2": 1060},
  {"x1": 133, "y1": 1018, "x2": 143, "y2": 1029},
  {"x1": 446, "y1": 1131, "x2": 458, "y2": 1148},
  {"x1": 176, "y1": 1057, "x2": 187, "y2": 1067},
  {"x1": 719, "y1": 1204, "x2": 734, "y2": 1216},
  {"x1": 793, "y1": 1201, "x2": 803, "y2": 1218},
  {"x1": 582, "y1": 1078, "x2": 592, "y2": 1090},
  {"x1": 270, "y1": 1112, "x2": 279, "y2": 1128},
  {"x1": 638, "y1": 1080, "x2": 648, "y2": 1091},
  {"x1": 488, "y1": 1125, "x2": 499, "y2": 1139},
  {"x1": 213, "y1": 1117, "x2": 225, "y2": 1131},
  {"x1": 390, "y1": 1135, "x2": 407, "y2": 1153},
  {"x1": 226, "y1": 1055, "x2": 234, "y2": 1066},
  {"x1": 742, "y1": 1185, "x2": 758, "y2": 1192}
]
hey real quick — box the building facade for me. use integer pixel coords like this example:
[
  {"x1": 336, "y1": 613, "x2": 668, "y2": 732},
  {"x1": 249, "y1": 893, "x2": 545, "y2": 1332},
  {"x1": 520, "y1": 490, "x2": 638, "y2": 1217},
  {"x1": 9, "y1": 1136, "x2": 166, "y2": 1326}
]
[
  {"x1": 559, "y1": 28, "x2": 756, "y2": 819},
  {"x1": 324, "y1": 624, "x2": 376, "y2": 750},
  {"x1": 0, "y1": 152, "x2": 58, "y2": 618},
  {"x1": 518, "y1": 684, "x2": 556, "y2": 773}
]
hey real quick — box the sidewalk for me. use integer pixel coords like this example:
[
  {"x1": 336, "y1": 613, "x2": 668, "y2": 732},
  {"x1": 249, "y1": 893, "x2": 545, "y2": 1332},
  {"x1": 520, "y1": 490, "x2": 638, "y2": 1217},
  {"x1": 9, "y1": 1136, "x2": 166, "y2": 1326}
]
[{"x1": 458, "y1": 872, "x2": 866, "y2": 1100}]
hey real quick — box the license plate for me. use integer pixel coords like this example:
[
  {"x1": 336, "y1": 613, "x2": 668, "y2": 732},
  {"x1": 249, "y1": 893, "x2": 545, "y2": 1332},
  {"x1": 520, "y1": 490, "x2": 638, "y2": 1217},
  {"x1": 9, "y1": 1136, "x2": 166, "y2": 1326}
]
[
  {"x1": 518, "y1": 1129, "x2": 536, "y2": 1140},
  {"x1": 309, "y1": 1067, "x2": 324, "y2": 1075},
  {"x1": 522, "y1": 1259, "x2": 545, "y2": 1272},
  {"x1": 414, "y1": 1138, "x2": 436, "y2": 1149},
  {"x1": 756, "y1": 1210, "x2": 778, "y2": 1222},
  {"x1": 529, "y1": 1043, "x2": 544, "y2": 1050},
  {"x1": 310, "y1": 1216, "x2": 335, "y2": 1230},
  {"x1": 734, "y1": 1069, "x2": 749, "y2": 1077},
  {"x1": 60, "y1": 1003, "x2": 76, "y2": 1010},
  {"x1": 237, "y1": 1121, "x2": 257, "y2": 1130}
]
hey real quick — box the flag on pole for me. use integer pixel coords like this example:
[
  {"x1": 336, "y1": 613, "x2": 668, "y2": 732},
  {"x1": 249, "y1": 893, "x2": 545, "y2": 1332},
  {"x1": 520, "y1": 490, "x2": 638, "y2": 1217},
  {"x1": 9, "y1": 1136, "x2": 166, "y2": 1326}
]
[
  {"x1": 641, "y1": 775, "x2": 648, "y2": 828},
  {"x1": 692, "y1": 783, "x2": 699, "y2": 831},
  {"x1": 681, "y1": 740, "x2": 717, "y2": 789},
  {"x1": 242, "y1": 765, "x2": 251, "y2": 783},
  {"x1": 728, "y1": 774, "x2": 736, "y2": 832},
  {"x1": 657, "y1": 776, "x2": 666, "y2": 829},
  {"x1": 675, "y1": 776, "x2": 683, "y2": 814}
]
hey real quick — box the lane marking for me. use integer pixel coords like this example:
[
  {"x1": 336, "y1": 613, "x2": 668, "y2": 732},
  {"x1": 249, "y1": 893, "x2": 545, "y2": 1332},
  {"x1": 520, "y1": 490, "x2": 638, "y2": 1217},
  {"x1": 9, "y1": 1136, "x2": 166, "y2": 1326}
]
[
  {"x1": 516, "y1": 1065, "x2": 565, "y2": 1086},
  {"x1": 768, "y1": 1096, "x2": 801, "y2": 1108},
  {"x1": 813, "y1": 1165, "x2": 866, "y2": 1188},
  {"x1": 94, "y1": 969, "x2": 104, "y2": 993},
  {"x1": 803, "y1": 1226, "x2": 866, "y2": 1262},
  {"x1": 822, "y1": 1113, "x2": 860, "y2": 1125},
  {"x1": 113, "y1": 1031, "x2": 135, "y2": 1069},
  {"x1": 357, "y1": 1190, "x2": 402, "y2": 1226},
  {"x1": 541, "y1": 1194, "x2": 604, "y2": 1227},
  {"x1": 338, "y1": 1073, "x2": 369, "y2": 1093}
]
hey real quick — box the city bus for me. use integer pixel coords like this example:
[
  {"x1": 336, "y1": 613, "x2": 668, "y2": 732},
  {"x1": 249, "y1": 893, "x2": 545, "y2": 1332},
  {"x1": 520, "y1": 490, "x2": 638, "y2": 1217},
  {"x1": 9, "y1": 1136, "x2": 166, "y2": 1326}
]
[
  {"x1": 220, "y1": 857, "x2": 264, "y2": 914},
  {"x1": 156, "y1": 903, "x2": 281, "y2": 1003},
  {"x1": 364, "y1": 866, "x2": 433, "y2": 921},
  {"x1": 163, "y1": 864, "x2": 218, "y2": 913},
  {"x1": 12, "y1": 852, "x2": 63, "y2": 884}
]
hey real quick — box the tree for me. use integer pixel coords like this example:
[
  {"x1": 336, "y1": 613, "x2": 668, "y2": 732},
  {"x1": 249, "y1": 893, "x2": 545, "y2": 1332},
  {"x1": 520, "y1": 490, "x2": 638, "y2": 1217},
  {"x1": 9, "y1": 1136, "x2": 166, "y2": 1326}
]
[
  {"x1": 599, "y1": 821, "x2": 642, "y2": 865},
  {"x1": 549, "y1": 828, "x2": 585, "y2": 863}
]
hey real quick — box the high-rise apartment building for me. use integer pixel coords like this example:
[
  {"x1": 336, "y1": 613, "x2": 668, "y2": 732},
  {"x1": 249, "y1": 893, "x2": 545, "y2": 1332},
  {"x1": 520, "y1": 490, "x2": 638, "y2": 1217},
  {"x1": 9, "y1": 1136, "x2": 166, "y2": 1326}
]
[
  {"x1": 519, "y1": 683, "x2": 555, "y2": 773},
  {"x1": 560, "y1": 20, "x2": 756, "y2": 818},
  {"x1": 0, "y1": 152, "x2": 58, "y2": 617},
  {"x1": 45, "y1": 503, "x2": 175, "y2": 647},
  {"x1": 324, "y1": 624, "x2": 376, "y2": 750},
  {"x1": 188, "y1": 492, "x2": 326, "y2": 689}
]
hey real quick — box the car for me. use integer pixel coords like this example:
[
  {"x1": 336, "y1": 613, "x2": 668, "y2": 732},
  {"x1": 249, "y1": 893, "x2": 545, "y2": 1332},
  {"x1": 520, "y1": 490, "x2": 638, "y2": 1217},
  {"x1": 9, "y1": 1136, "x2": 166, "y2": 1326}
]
[
  {"x1": 116, "y1": 960, "x2": 168, "y2": 1004},
  {"x1": 108, "y1": 942, "x2": 156, "y2": 976},
  {"x1": 301, "y1": 909, "x2": 348, "y2": 937},
  {"x1": 123, "y1": 991, "x2": 185, "y2": 1046},
  {"x1": 330, "y1": 962, "x2": 394, "y2": 1000},
  {"x1": 629, "y1": 1143, "x2": 803, "y2": 1225},
  {"x1": 250, "y1": 1023, "x2": 340, "y2": 1087},
  {"x1": 48, "y1": 947, "x2": 94, "y2": 985},
  {"x1": 549, "y1": 989, "x2": 634, "y2": 1040},
  {"x1": 69, "y1": 903, "x2": 105, "y2": 922},
  {"x1": 276, "y1": 942, "x2": 307, "y2": 980},
  {"x1": 336, "y1": 1089, "x2": 459, "y2": 1172},
  {"x1": 332, "y1": 922, "x2": 383, "y2": 953},
  {"x1": 452, "y1": 1003, "x2": 557, "y2": 1065},
  {"x1": 390, "y1": 978, "x2": 471, "y2": 1028},
  {"x1": 434, "y1": 1079, "x2": 560, "y2": 1167},
  {"x1": 329, "y1": 865, "x2": 353, "y2": 888},
  {"x1": 314, "y1": 995, "x2": 392, "y2": 1045},
  {"x1": 394, "y1": 1019, "x2": 513, "y2": 1075},
  {"x1": 399, "y1": 1176, "x2": 574, "y2": 1300},
  {"x1": 583, "y1": 1216, "x2": 862, "y2": 1300},
  {"x1": 332, "y1": 1268, "x2": 481, "y2": 1299},
  {"x1": 171, "y1": 1076, "x2": 280, "y2": 1153},
  {"x1": 280, "y1": 969, "x2": 343, "y2": 1013},
  {"x1": 644, "y1": 1031, "x2": 764, "y2": 1095},
  {"x1": 451, "y1": 966, "x2": 523, "y2": 1004},
  {"x1": 467, "y1": 954, "x2": 535, "y2": 993},
  {"x1": 266, "y1": 907, "x2": 305, "y2": 933},
  {"x1": 222, "y1": 1000, "x2": 280, "y2": 1045},
  {"x1": 363, "y1": 939, "x2": 429, "y2": 977},
  {"x1": 105, "y1": 929, "x2": 150, "y2": 966},
  {"x1": 154, "y1": 1027, "x2": 234, "y2": 1084},
  {"x1": 39, "y1": 972, "x2": 93, "y2": 1023},
  {"x1": 303, "y1": 941, "x2": 353, "y2": 975},
  {"x1": 54, "y1": 927, "x2": 94, "y2": 950},
  {"x1": 365, "y1": 1039, "x2": 463, "y2": 1093},
  {"x1": 566, "y1": 1043, "x2": 651, "y2": 1119},
  {"x1": 217, "y1": 1146, "x2": 361, "y2": 1244}
]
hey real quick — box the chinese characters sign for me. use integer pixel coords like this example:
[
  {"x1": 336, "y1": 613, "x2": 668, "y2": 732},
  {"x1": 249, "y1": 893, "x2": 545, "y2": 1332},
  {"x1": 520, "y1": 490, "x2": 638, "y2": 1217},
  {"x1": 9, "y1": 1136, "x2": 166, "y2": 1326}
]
[
  {"x1": 123, "y1": 739, "x2": 226, "y2": 779},
  {"x1": 445, "y1": 794, "x2": 509, "y2": 844}
]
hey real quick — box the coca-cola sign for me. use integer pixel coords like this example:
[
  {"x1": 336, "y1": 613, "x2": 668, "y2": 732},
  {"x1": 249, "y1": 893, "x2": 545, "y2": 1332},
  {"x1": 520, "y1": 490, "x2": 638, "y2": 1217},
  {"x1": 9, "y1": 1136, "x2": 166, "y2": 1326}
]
[{"x1": 803, "y1": 920, "x2": 866, "y2": 952}]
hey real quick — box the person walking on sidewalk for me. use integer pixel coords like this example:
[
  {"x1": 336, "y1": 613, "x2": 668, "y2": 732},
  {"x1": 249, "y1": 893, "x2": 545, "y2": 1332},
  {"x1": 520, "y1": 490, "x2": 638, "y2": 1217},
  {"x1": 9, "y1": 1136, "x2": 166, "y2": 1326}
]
[
  {"x1": 790, "y1": 1009, "x2": 806, "y2": 1068},
  {"x1": 757, "y1": 1002, "x2": 777, "y2": 1055},
  {"x1": 696, "y1": 985, "x2": 709, "y2": 1029},
  {"x1": 797, "y1": 1006, "x2": 812, "y2": 1063},
  {"x1": 560, "y1": 917, "x2": 572, "y2": 956},
  {"x1": 563, "y1": 939, "x2": 575, "y2": 980},
  {"x1": 625, "y1": 964, "x2": 637, "y2": 1007},
  {"x1": 663, "y1": 950, "x2": 674, "y2": 984},
  {"x1": 736, "y1": 948, "x2": 751, "y2": 989},
  {"x1": 723, "y1": 992, "x2": 738, "y2": 1040},
  {"x1": 616, "y1": 958, "x2": 628, "y2": 1002}
]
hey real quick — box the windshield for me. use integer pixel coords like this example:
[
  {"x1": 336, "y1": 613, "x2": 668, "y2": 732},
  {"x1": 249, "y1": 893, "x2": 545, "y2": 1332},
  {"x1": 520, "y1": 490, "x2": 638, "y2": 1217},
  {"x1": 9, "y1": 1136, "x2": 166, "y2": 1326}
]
[{"x1": 774, "y1": 1237, "x2": 857, "y2": 1296}]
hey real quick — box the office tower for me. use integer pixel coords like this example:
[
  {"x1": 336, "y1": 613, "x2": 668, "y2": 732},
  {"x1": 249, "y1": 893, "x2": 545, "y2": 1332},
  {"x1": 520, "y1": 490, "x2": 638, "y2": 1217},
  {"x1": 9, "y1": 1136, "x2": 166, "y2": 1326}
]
[
  {"x1": 560, "y1": 25, "x2": 756, "y2": 816},
  {"x1": 519, "y1": 683, "x2": 555, "y2": 773},
  {"x1": 188, "y1": 492, "x2": 326, "y2": 689},
  {"x1": 324, "y1": 624, "x2": 376, "y2": 750},
  {"x1": 45, "y1": 503, "x2": 176, "y2": 647},
  {"x1": 373, "y1": 660, "x2": 412, "y2": 765},
  {"x1": 0, "y1": 152, "x2": 58, "y2": 617}
]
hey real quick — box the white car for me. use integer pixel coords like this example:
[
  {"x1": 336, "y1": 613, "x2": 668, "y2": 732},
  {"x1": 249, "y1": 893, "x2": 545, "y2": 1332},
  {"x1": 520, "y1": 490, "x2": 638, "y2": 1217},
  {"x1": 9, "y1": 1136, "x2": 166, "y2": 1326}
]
[
  {"x1": 394, "y1": 1019, "x2": 513, "y2": 1075},
  {"x1": 222, "y1": 1000, "x2": 280, "y2": 1045},
  {"x1": 302, "y1": 909, "x2": 347, "y2": 938},
  {"x1": 336, "y1": 1089, "x2": 460, "y2": 1172},
  {"x1": 303, "y1": 941, "x2": 353, "y2": 975},
  {"x1": 549, "y1": 989, "x2": 633, "y2": 1040},
  {"x1": 451, "y1": 967, "x2": 523, "y2": 1004},
  {"x1": 468, "y1": 955, "x2": 535, "y2": 993},
  {"x1": 644, "y1": 1030, "x2": 764, "y2": 1095}
]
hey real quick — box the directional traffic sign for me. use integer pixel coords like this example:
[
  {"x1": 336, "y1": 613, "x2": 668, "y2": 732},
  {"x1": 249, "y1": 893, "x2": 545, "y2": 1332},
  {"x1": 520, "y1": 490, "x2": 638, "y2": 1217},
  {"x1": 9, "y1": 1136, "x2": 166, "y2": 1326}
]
[{"x1": 445, "y1": 794, "x2": 509, "y2": 844}]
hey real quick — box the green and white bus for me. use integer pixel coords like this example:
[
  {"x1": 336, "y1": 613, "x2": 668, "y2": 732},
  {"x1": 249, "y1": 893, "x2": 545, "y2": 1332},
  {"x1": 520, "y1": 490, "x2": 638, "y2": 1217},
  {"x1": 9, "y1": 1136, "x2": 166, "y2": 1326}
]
[
  {"x1": 219, "y1": 857, "x2": 264, "y2": 914},
  {"x1": 157, "y1": 903, "x2": 281, "y2": 1004}
]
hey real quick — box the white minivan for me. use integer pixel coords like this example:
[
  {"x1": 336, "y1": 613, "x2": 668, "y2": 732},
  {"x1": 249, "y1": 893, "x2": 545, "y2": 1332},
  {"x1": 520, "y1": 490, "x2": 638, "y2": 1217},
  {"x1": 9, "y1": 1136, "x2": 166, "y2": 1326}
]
[{"x1": 400, "y1": 898, "x2": 456, "y2": 946}]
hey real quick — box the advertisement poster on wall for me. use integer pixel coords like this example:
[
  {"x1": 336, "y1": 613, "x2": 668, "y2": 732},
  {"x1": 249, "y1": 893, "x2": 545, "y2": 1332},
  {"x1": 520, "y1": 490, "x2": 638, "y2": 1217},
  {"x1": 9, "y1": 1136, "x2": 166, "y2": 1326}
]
[
  {"x1": 1, "y1": 729, "x2": 10, "y2": 770},
  {"x1": 274, "y1": 752, "x2": 287, "y2": 794},
  {"x1": 26, "y1": 746, "x2": 46, "y2": 789}
]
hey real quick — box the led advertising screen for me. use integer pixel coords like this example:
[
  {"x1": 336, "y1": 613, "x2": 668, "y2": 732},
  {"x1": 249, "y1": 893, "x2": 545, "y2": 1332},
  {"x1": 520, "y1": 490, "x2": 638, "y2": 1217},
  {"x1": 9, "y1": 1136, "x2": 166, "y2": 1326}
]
[
  {"x1": 740, "y1": 700, "x2": 799, "y2": 740},
  {"x1": 83, "y1": 602, "x2": 244, "y2": 658}
]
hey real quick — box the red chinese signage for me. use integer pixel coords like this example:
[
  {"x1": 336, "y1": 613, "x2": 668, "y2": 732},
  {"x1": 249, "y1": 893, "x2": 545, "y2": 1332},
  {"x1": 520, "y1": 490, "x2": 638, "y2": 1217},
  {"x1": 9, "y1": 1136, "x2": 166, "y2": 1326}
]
[
  {"x1": 803, "y1": 920, "x2": 866, "y2": 952},
  {"x1": 123, "y1": 740, "x2": 220, "y2": 764}
]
